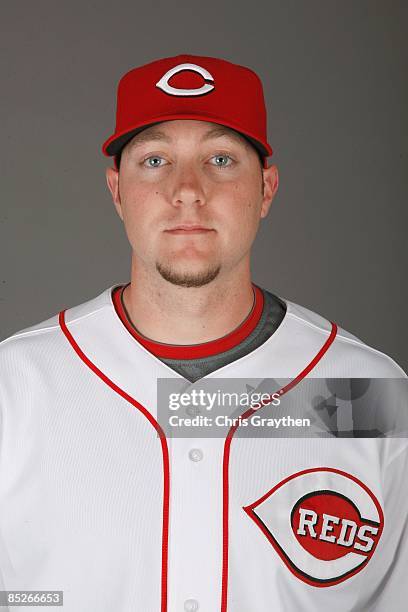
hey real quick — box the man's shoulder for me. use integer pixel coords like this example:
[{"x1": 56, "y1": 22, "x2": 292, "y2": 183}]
[
  {"x1": 283, "y1": 296, "x2": 406, "y2": 378},
  {"x1": 0, "y1": 284, "x2": 116, "y2": 362}
]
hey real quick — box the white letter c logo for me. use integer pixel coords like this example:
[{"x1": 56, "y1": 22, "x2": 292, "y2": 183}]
[{"x1": 156, "y1": 63, "x2": 215, "y2": 97}]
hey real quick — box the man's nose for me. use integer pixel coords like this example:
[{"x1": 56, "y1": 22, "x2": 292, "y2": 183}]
[{"x1": 170, "y1": 165, "x2": 206, "y2": 207}]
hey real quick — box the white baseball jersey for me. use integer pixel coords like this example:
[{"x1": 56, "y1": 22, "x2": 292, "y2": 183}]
[{"x1": 0, "y1": 283, "x2": 407, "y2": 611}]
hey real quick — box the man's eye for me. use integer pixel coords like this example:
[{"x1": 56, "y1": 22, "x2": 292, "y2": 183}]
[
  {"x1": 143, "y1": 156, "x2": 166, "y2": 168},
  {"x1": 210, "y1": 154, "x2": 233, "y2": 168}
]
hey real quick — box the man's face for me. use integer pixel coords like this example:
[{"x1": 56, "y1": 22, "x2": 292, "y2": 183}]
[{"x1": 106, "y1": 120, "x2": 278, "y2": 288}]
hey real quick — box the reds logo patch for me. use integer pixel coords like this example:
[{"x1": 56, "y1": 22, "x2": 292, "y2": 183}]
[{"x1": 243, "y1": 467, "x2": 384, "y2": 587}]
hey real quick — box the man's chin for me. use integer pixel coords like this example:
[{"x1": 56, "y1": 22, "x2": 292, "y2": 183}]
[{"x1": 155, "y1": 262, "x2": 221, "y2": 288}]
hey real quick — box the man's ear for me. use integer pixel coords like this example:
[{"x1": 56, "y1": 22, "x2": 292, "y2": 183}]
[
  {"x1": 260, "y1": 164, "x2": 279, "y2": 218},
  {"x1": 106, "y1": 166, "x2": 124, "y2": 221}
]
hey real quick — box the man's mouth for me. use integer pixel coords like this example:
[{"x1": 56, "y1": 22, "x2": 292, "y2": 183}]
[{"x1": 165, "y1": 225, "x2": 214, "y2": 235}]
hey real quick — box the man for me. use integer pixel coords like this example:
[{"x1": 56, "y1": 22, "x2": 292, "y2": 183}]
[{"x1": 0, "y1": 54, "x2": 407, "y2": 611}]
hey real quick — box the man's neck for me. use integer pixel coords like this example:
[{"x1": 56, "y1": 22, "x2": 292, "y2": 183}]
[{"x1": 122, "y1": 264, "x2": 256, "y2": 345}]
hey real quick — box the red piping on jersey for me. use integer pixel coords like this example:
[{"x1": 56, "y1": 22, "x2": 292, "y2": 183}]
[
  {"x1": 58, "y1": 310, "x2": 170, "y2": 612},
  {"x1": 112, "y1": 283, "x2": 264, "y2": 359},
  {"x1": 220, "y1": 321, "x2": 338, "y2": 611}
]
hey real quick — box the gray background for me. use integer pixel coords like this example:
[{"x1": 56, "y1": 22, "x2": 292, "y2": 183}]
[{"x1": 1, "y1": 1, "x2": 406, "y2": 370}]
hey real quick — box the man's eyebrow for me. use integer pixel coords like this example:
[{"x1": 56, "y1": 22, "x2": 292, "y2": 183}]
[
  {"x1": 200, "y1": 126, "x2": 249, "y2": 147},
  {"x1": 127, "y1": 125, "x2": 249, "y2": 151},
  {"x1": 127, "y1": 130, "x2": 171, "y2": 150}
]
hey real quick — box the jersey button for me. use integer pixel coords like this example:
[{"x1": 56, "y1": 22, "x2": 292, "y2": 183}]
[
  {"x1": 184, "y1": 599, "x2": 199, "y2": 611},
  {"x1": 188, "y1": 448, "x2": 203, "y2": 462}
]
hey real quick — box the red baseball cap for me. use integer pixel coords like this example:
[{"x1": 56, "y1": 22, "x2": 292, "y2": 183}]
[{"x1": 102, "y1": 54, "x2": 273, "y2": 169}]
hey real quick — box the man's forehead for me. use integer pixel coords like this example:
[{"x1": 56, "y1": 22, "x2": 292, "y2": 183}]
[{"x1": 126, "y1": 122, "x2": 250, "y2": 151}]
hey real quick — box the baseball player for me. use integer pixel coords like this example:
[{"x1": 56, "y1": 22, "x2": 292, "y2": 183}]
[{"x1": 0, "y1": 54, "x2": 407, "y2": 612}]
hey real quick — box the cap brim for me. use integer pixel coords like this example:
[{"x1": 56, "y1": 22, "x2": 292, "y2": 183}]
[{"x1": 102, "y1": 114, "x2": 273, "y2": 160}]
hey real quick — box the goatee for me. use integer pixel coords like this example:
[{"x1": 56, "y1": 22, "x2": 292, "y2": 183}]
[{"x1": 156, "y1": 262, "x2": 221, "y2": 288}]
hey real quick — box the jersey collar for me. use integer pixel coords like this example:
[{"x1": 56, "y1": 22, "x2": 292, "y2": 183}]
[{"x1": 111, "y1": 282, "x2": 265, "y2": 359}]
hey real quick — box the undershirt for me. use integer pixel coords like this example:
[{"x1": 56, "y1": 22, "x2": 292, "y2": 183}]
[{"x1": 112, "y1": 283, "x2": 286, "y2": 383}]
